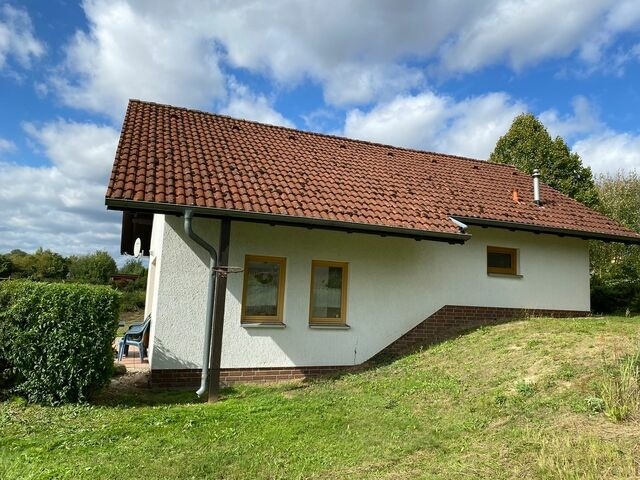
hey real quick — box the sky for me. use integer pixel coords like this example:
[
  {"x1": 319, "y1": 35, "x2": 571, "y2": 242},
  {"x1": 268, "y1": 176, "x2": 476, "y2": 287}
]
[{"x1": 1, "y1": 0, "x2": 640, "y2": 259}]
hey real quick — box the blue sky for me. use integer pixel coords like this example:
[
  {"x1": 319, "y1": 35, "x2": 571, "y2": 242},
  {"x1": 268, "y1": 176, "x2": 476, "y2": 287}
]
[{"x1": 1, "y1": 0, "x2": 640, "y2": 258}]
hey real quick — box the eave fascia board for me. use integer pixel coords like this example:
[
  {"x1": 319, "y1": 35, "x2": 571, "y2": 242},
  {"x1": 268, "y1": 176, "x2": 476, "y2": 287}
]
[
  {"x1": 452, "y1": 215, "x2": 640, "y2": 245},
  {"x1": 105, "y1": 198, "x2": 471, "y2": 244}
]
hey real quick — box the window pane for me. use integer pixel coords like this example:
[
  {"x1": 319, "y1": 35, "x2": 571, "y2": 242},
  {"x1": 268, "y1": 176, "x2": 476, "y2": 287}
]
[
  {"x1": 312, "y1": 265, "x2": 343, "y2": 318},
  {"x1": 245, "y1": 260, "x2": 280, "y2": 316},
  {"x1": 488, "y1": 252, "x2": 512, "y2": 269}
]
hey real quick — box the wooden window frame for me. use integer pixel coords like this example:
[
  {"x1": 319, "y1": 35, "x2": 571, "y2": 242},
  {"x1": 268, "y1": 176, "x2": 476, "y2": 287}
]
[
  {"x1": 309, "y1": 260, "x2": 349, "y2": 325},
  {"x1": 241, "y1": 255, "x2": 287, "y2": 324},
  {"x1": 487, "y1": 246, "x2": 518, "y2": 275}
]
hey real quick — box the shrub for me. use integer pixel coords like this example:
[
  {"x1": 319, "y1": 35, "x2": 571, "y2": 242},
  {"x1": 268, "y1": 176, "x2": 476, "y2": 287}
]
[
  {"x1": 598, "y1": 351, "x2": 640, "y2": 421},
  {"x1": 121, "y1": 289, "x2": 146, "y2": 312},
  {"x1": 0, "y1": 280, "x2": 120, "y2": 404},
  {"x1": 590, "y1": 275, "x2": 640, "y2": 314}
]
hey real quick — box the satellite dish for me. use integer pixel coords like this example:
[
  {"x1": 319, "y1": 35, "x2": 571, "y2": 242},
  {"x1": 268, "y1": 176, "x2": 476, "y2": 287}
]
[{"x1": 133, "y1": 238, "x2": 142, "y2": 257}]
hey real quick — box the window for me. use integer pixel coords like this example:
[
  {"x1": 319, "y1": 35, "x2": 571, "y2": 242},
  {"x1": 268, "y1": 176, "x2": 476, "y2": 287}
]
[
  {"x1": 241, "y1": 255, "x2": 286, "y2": 324},
  {"x1": 309, "y1": 260, "x2": 348, "y2": 325},
  {"x1": 487, "y1": 246, "x2": 517, "y2": 275}
]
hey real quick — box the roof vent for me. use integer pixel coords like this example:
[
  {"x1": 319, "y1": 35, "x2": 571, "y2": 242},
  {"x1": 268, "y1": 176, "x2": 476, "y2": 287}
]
[
  {"x1": 449, "y1": 217, "x2": 468, "y2": 233},
  {"x1": 532, "y1": 169, "x2": 541, "y2": 205}
]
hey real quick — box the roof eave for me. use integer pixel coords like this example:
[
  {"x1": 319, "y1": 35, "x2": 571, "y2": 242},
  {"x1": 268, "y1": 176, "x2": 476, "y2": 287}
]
[
  {"x1": 452, "y1": 216, "x2": 640, "y2": 245},
  {"x1": 105, "y1": 198, "x2": 471, "y2": 244}
]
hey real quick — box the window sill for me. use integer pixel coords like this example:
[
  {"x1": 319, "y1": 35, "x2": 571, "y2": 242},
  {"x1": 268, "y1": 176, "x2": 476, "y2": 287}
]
[
  {"x1": 487, "y1": 273, "x2": 523, "y2": 279},
  {"x1": 241, "y1": 322, "x2": 286, "y2": 329},
  {"x1": 309, "y1": 323, "x2": 351, "y2": 330}
]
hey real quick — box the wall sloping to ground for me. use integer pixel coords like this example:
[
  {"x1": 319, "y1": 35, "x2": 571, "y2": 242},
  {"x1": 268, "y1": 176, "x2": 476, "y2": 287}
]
[{"x1": 148, "y1": 214, "x2": 590, "y2": 374}]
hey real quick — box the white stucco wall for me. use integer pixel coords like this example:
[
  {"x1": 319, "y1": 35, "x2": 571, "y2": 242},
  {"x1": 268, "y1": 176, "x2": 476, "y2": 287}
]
[
  {"x1": 144, "y1": 214, "x2": 165, "y2": 365},
  {"x1": 149, "y1": 214, "x2": 590, "y2": 370}
]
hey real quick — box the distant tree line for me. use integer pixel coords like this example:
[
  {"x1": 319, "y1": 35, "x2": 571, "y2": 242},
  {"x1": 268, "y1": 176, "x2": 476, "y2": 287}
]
[
  {"x1": 590, "y1": 171, "x2": 640, "y2": 313},
  {"x1": 0, "y1": 250, "x2": 147, "y2": 311}
]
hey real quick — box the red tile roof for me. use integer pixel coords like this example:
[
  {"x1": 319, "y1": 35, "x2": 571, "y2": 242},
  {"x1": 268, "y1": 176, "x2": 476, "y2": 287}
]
[{"x1": 105, "y1": 100, "x2": 640, "y2": 244}]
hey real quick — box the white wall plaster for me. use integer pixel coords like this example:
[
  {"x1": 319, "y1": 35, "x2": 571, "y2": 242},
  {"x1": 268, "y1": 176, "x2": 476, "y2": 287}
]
[{"x1": 150, "y1": 214, "x2": 589, "y2": 369}]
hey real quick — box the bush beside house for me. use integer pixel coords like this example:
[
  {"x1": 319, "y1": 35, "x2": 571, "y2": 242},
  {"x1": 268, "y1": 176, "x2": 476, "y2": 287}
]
[{"x1": 0, "y1": 281, "x2": 120, "y2": 405}]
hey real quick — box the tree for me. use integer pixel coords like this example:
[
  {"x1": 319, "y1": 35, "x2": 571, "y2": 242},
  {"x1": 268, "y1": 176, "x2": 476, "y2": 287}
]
[
  {"x1": 119, "y1": 258, "x2": 147, "y2": 276},
  {"x1": 0, "y1": 254, "x2": 12, "y2": 278},
  {"x1": 589, "y1": 171, "x2": 640, "y2": 313},
  {"x1": 31, "y1": 248, "x2": 69, "y2": 281},
  {"x1": 8, "y1": 250, "x2": 33, "y2": 278},
  {"x1": 490, "y1": 113, "x2": 599, "y2": 208},
  {"x1": 68, "y1": 251, "x2": 118, "y2": 284},
  {"x1": 4, "y1": 248, "x2": 68, "y2": 280},
  {"x1": 118, "y1": 258, "x2": 148, "y2": 290}
]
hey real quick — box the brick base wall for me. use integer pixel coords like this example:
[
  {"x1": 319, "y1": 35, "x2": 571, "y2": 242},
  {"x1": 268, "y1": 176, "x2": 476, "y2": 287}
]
[
  {"x1": 150, "y1": 305, "x2": 589, "y2": 388},
  {"x1": 151, "y1": 365, "x2": 361, "y2": 389},
  {"x1": 376, "y1": 305, "x2": 588, "y2": 358}
]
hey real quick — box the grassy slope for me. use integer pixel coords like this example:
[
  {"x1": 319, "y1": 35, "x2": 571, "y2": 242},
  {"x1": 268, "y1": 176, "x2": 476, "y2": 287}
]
[{"x1": 1, "y1": 316, "x2": 639, "y2": 479}]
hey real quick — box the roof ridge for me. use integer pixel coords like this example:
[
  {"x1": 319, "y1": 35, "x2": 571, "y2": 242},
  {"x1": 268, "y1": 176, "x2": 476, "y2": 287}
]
[{"x1": 128, "y1": 99, "x2": 519, "y2": 171}]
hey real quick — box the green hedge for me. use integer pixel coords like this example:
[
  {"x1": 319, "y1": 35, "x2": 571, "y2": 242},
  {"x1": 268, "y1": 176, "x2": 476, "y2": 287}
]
[{"x1": 0, "y1": 281, "x2": 120, "y2": 404}]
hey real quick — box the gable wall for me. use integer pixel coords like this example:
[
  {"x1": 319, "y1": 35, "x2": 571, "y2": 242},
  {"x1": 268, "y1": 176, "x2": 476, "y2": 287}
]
[{"x1": 149, "y1": 214, "x2": 589, "y2": 370}]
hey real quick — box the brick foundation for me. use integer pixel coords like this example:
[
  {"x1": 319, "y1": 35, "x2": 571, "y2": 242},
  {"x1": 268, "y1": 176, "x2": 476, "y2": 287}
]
[
  {"x1": 376, "y1": 305, "x2": 588, "y2": 358},
  {"x1": 150, "y1": 305, "x2": 589, "y2": 388},
  {"x1": 151, "y1": 365, "x2": 361, "y2": 389}
]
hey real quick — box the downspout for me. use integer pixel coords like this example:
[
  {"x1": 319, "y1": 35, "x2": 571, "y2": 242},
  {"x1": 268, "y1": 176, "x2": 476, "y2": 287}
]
[{"x1": 183, "y1": 209, "x2": 217, "y2": 397}]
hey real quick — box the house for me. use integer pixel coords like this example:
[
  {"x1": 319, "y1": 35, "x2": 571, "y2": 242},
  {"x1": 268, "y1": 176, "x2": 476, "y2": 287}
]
[{"x1": 105, "y1": 100, "x2": 640, "y2": 392}]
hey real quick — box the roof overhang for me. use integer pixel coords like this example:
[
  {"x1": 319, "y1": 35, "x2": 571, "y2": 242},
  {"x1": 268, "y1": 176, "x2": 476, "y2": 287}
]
[
  {"x1": 106, "y1": 198, "x2": 471, "y2": 244},
  {"x1": 451, "y1": 216, "x2": 640, "y2": 245}
]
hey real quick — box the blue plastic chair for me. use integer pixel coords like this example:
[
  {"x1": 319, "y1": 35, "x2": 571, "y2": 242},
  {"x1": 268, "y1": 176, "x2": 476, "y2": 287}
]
[{"x1": 118, "y1": 315, "x2": 151, "y2": 362}]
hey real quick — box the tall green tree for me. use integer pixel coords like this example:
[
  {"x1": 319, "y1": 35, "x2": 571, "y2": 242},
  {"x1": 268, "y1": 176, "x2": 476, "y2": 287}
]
[
  {"x1": 8, "y1": 250, "x2": 32, "y2": 278},
  {"x1": 118, "y1": 258, "x2": 148, "y2": 290},
  {"x1": 490, "y1": 113, "x2": 599, "y2": 208},
  {"x1": 119, "y1": 258, "x2": 147, "y2": 277},
  {"x1": 31, "y1": 248, "x2": 69, "y2": 281},
  {"x1": 68, "y1": 251, "x2": 117, "y2": 284}
]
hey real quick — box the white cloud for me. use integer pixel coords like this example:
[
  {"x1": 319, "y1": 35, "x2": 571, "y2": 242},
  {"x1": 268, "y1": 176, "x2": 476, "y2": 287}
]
[
  {"x1": 0, "y1": 120, "x2": 121, "y2": 255},
  {"x1": 536, "y1": 96, "x2": 640, "y2": 174},
  {"x1": 574, "y1": 131, "x2": 640, "y2": 174},
  {"x1": 579, "y1": 0, "x2": 640, "y2": 64},
  {"x1": 323, "y1": 63, "x2": 424, "y2": 106},
  {"x1": 212, "y1": 0, "x2": 480, "y2": 81},
  {"x1": 206, "y1": 0, "x2": 640, "y2": 94},
  {"x1": 54, "y1": 0, "x2": 225, "y2": 119},
  {"x1": 440, "y1": 0, "x2": 613, "y2": 73},
  {"x1": 0, "y1": 137, "x2": 16, "y2": 153},
  {"x1": 539, "y1": 96, "x2": 602, "y2": 141},
  {"x1": 220, "y1": 81, "x2": 294, "y2": 128},
  {"x1": 22, "y1": 120, "x2": 119, "y2": 182},
  {"x1": 344, "y1": 91, "x2": 525, "y2": 159},
  {"x1": 0, "y1": 4, "x2": 44, "y2": 70},
  {"x1": 50, "y1": 0, "x2": 640, "y2": 117}
]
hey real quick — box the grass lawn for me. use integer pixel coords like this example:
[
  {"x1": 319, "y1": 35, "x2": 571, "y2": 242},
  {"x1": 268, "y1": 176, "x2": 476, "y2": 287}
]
[
  {"x1": 116, "y1": 310, "x2": 145, "y2": 336},
  {"x1": 2, "y1": 316, "x2": 640, "y2": 479}
]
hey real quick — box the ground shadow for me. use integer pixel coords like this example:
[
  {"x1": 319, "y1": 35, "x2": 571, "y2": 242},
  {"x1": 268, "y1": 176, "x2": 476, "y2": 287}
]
[{"x1": 90, "y1": 370, "x2": 246, "y2": 407}]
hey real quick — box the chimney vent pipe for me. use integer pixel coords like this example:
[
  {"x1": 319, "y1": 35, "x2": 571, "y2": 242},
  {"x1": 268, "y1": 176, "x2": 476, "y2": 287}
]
[{"x1": 532, "y1": 169, "x2": 541, "y2": 205}]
